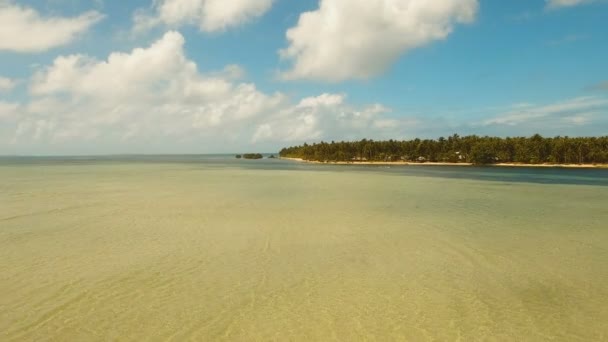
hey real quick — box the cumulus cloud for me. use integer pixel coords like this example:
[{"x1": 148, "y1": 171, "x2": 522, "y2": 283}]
[
  {"x1": 1, "y1": 31, "x2": 408, "y2": 154},
  {"x1": 0, "y1": 101, "x2": 19, "y2": 120},
  {"x1": 546, "y1": 0, "x2": 596, "y2": 9},
  {"x1": 0, "y1": 101, "x2": 20, "y2": 147},
  {"x1": 279, "y1": 0, "x2": 479, "y2": 82},
  {"x1": 6, "y1": 28, "x2": 604, "y2": 155},
  {"x1": 23, "y1": 31, "x2": 284, "y2": 148},
  {"x1": 214, "y1": 64, "x2": 246, "y2": 80},
  {"x1": 0, "y1": 77, "x2": 16, "y2": 92},
  {"x1": 134, "y1": 0, "x2": 274, "y2": 33},
  {"x1": 252, "y1": 94, "x2": 416, "y2": 143},
  {"x1": 0, "y1": 1, "x2": 103, "y2": 53}
]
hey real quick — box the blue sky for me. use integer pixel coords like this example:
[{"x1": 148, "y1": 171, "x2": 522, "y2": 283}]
[{"x1": 0, "y1": 0, "x2": 607, "y2": 154}]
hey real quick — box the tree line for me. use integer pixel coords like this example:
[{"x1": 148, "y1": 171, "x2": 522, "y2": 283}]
[
  {"x1": 240, "y1": 153, "x2": 264, "y2": 160},
  {"x1": 279, "y1": 134, "x2": 608, "y2": 165}
]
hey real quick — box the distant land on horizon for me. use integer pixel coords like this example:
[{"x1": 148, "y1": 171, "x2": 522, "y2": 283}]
[{"x1": 279, "y1": 134, "x2": 608, "y2": 166}]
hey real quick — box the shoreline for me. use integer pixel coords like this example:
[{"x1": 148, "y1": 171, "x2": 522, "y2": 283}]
[{"x1": 280, "y1": 157, "x2": 608, "y2": 169}]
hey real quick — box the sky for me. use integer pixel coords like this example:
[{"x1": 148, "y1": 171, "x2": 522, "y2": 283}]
[{"x1": 0, "y1": 0, "x2": 607, "y2": 155}]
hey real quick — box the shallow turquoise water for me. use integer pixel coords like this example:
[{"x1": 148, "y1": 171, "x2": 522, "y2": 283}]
[
  {"x1": 1, "y1": 156, "x2": 607, "y2": 340},
  {"x1": 3, "y1": 155, "x2": 608, "y2": 185}
]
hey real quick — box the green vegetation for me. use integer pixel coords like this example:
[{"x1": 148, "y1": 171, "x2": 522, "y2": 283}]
[
  {"x1": 242, "y1": 153, "x2": 264, "y2": 160},
  {"x1": 235, "y1": 154, "x2": 242, "y2": 159},
  {"x1": 279, "y1": 134, "x2": 608, "y2": 165}
]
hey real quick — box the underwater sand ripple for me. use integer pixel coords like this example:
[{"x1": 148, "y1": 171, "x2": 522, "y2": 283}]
[{"x1": 1, "y1": 163, "x2": 608, "y2": 341}]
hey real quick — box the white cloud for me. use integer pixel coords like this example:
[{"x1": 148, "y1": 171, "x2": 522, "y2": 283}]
[
  {"x1": 0, "y1": 101, "x2": 21, "y2": 148},
  {"x1": 2, "y1": 31, "x2": 405, "y2": 154},
  {"x1": 252, "y1": 94, "x2": 416, "y2": 143},
  {"x1": 8, "y1": 28, "x2": 603, "y2": 155},
  {"x1": 215, "y1": 64, "x2": 246, "y2": 80},
  {"x1": 279, "y1": 0, "x2": 479, "y2": 82},
  {"x1": 0, "y1": 77, "x2": 16, "y2": 92},
  {"x1": 562, "y1": 113, "x2": 595, "y2": 126},
  {"x1": 297, "y1": 93, "x2": 345, "y2": 108},
  {"x1": 482, "y1": 97, "x2": 608, "y2": 129},
  {"x1": 0, "y1": 101, "x2": 20, "y2": 120},
  {"x1": 0, "y1": 1, "x2": 103, "y2": 53},
  {"x1": 546, "y1": 0, "x2": 596, "y2": 9},
  {"x1": 134, "y1": 0, "x2": 274, "y2": 33},
  {"x1": 24, "y1": 31, "x2": 284, "y2": 147}
]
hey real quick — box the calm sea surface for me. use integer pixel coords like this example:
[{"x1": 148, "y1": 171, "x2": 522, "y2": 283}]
[{"x1": 1, "y1": 156, "x2": 607, "y2": 340}]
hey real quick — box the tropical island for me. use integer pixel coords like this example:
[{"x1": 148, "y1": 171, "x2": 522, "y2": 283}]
[
  {"x1": 239, "y1": 153, "x2": 264, "y2": 160},
  {"x1": 279, "y1": 134, "x2": 608, "y2": 167}
]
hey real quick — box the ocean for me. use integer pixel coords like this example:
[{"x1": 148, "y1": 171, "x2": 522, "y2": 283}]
[{"x1": 1, "y1": 156, "x2": 607, "y2": 340}]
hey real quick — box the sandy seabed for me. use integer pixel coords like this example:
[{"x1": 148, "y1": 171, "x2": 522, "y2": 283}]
[{"x1": 1, "y1": 162, "x2": 608, "y2": 341}]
